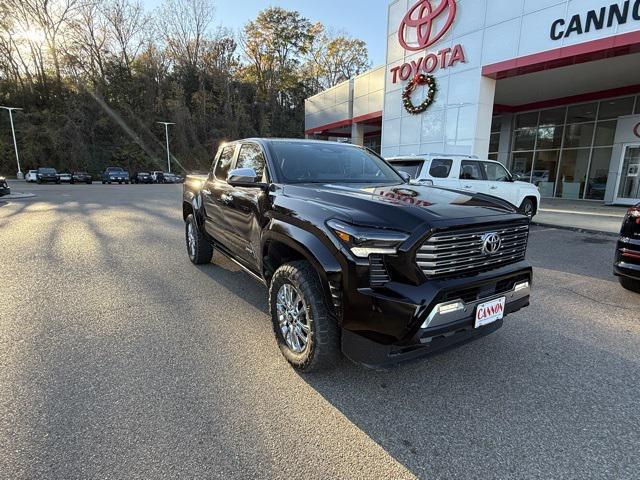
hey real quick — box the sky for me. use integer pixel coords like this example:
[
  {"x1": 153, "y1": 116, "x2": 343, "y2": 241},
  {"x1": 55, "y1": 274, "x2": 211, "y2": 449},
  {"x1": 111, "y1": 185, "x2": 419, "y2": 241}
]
[{"x1": 143, "y1": 0, "x2": 388, "y2": 66}]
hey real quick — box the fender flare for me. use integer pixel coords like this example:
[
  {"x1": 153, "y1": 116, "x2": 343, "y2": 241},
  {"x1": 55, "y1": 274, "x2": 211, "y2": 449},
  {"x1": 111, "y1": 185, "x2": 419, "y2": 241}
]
[
  {"x1": 262, "y1": 220, "x2": 342, "y2": 279},
  {"x1": 183, "y1": 190, "x2": 207, "y2": 230}
]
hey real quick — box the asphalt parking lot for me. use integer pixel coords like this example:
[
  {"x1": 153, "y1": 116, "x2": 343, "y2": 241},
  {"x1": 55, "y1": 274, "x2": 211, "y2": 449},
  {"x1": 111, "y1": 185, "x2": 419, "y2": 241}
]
[{"x1": 1, "y1": 182, "x2": 639, "y2": 479}]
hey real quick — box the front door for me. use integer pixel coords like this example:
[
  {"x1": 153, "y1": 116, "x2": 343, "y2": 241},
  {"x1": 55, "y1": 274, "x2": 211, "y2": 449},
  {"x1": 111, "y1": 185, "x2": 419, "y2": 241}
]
[
  {"x1": 202, "y1": 144, "x2": 237, "y2": 246},
  {"x1": 224, "y1": 142, "x2": 268, "y2": 271},
  {"x1": 615, "y1": 144, "x2": 640, "y2": 202}
]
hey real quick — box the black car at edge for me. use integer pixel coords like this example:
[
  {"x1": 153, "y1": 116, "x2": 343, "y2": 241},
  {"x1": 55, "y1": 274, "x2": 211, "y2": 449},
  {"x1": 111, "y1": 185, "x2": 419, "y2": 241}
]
[
  {"x1": 182, "y1": 139, "x2": 532, "y2": 371},
  {"x1": 0, "y1": 177, "x2": 10, "y2": 196},
  {"x1": 614, "y1": 203, "x2": 640, "y2": 293}
]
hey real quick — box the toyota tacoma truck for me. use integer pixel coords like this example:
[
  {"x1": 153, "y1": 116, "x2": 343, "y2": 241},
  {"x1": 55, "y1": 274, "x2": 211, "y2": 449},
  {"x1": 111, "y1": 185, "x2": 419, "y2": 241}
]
[{"x1": 183, "y1": 139, "x2": 532, "y2": 371}]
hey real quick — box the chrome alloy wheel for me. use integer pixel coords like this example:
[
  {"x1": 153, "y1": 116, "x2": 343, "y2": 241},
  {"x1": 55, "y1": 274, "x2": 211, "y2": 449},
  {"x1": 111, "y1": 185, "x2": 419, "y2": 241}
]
[
  {"x1": 186, "y1": 221, "x2": 196, "y2": 258},
  {"x1": 276, "y1": 283, "x2": 310, "y2": 353}
]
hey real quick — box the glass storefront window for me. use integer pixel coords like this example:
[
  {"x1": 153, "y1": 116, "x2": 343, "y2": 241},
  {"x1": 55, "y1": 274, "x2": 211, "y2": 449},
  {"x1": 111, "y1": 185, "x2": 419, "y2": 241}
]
[
  {"x1": 599, "y1": 97, "x2": 634, "y2": 120},
  {"x1": 513, "y1": 128, "x2": 536, "y2": 150},
  {"x1": 533, "y1": 150, "x2": 560, "y2": 197},
  {"x1": 617, "y1": 146, "x2": 640, "y2": 199},
  {"x1": 564, "y1": 123, "x2": 594, "y2": 148},
  {"x1": 585, "y1": 147, "x2": 612, "y2": 200},
  {"x1": 539, "y1": 108, "x2": 566, "y2": 126},
  {"x1": 556, "y1": 149, "x2": 590, "y2": 199},
  {"x1": 567, "y1": 103, "x2": 597, "y2": 123},
  {"x1": 489, "y1": 133, "x2": 500, "y2": 153},
  {"x1": 509, "y1": 95, "x2": 640, "y2": 200},
  {"x1": 593, "y1": 121, "x2": 616, "y2": 147},
  {"x1": 510, "y1": 152, "x2": 533, "y2": 181},
  {"x1": 516, "y1": 112, "x2": 538, "y2": 129},
  {"x1": 536, "y1": 125, "x2": 563, "y2": 149}
]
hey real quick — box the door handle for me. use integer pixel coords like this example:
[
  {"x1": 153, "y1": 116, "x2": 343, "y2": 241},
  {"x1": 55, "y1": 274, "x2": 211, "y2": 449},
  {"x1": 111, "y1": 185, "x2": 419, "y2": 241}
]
[
  {"x1": 490, "y1": 186, "x2": 498, "y2": 190},
  {"x1": 463, "y1": 185, "x2": 473, "y2": 189}
]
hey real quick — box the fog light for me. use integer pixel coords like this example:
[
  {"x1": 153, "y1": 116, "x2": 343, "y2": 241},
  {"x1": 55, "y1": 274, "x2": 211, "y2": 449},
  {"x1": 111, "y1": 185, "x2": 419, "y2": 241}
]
[
  {"x1": 437, "y1": 300, "x2": 464, "y2": 315},
  {"x1": 514, "y1": 281, "x2": 529, "y2": 292}
]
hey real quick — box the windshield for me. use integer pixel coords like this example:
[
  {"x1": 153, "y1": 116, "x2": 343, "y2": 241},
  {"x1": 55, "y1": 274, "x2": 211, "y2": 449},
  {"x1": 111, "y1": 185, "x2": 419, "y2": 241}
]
[
  {"x1": 268, "y1": 141, "x2": 402, "y2": 184},
  {"x1": 39, "y1": 168, "x2": 56, "y2": 174},
  {"x1": 107, "y1": 167, "x2": 124, "y2": 172}
]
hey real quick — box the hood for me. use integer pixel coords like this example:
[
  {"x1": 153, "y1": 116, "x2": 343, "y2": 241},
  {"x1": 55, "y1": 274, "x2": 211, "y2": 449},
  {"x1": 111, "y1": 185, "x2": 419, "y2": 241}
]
[
  {"x1": 281, "y1": 183, "x2": 518, "y2": 232},
  {"x1": 514, "y1": 180, "x2": 539, "y2": 190}
]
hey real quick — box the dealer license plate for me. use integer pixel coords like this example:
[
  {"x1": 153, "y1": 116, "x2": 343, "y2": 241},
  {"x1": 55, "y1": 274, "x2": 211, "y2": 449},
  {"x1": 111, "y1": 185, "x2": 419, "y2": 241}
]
[{"x1": 475, "y1": 297, "x2": 506, "y2": 328}]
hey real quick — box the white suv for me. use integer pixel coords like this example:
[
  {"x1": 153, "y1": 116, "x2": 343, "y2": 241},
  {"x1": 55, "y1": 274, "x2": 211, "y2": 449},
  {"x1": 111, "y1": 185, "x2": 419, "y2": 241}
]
[
  {"x1": 386, "y1": 154, "x2": 541, "y2": 217},
  {"x1": 25, "y1": 170, "x2": 38, "y2": 182}
]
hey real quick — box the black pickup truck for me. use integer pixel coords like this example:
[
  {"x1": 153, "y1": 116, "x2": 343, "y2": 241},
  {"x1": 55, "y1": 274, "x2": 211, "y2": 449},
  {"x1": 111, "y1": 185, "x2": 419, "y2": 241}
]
[{"x1": 183, "y1": 139, "x2": 532, "y2": 371}]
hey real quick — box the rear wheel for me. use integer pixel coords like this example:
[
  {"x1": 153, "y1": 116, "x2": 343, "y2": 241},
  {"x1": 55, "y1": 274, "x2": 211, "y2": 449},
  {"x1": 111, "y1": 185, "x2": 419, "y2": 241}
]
[
  {"x1": 620, "y1": 276, "x2": 640, "y2": 293},
  {"x1": 269, "y1": 261, "x2": 340, "y2": 372},
  {"x1": 519, "y1": 198, "x2": 536, "y2": 217},
  {"x1": 185, "y1": 214, "x2": 213, "y2": 265}
]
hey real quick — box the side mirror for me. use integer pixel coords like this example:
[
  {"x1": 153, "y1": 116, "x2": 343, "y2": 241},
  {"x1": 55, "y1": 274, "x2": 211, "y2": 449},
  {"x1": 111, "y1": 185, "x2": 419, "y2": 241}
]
[
  {"x1": 512, "y1": 173, "x2": 522, "y2": 182},
  {"x1": 399, "y1": 171, "x2": 411, "y2": 183},
  {"x1": 227, "y1": 167, "x2": 260, "y2": 187}
]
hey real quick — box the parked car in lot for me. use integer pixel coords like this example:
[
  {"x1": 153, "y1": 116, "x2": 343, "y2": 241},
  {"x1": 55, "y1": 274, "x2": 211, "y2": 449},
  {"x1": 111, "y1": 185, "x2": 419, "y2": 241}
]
[
  {"x1": 386, "y1": 154, "x2": 541, "y2": 217},
  {"x1": 25, "y1": 170, "x2": 38, "y2": 182},
  {"x1": 0, "y1": 177, "x2": 10, "y2": 196},
  {"x1": 151, "y1": 171, "x2": 164, "y2": 183},
  {"x1": 58, "y1": 172, "x2": 72, "y2": 183},
  {"x1": 70, "y1": 171, "x2": 93, "y2": 184},
  {"x1": 183, "y1": 139, "x2": 532, "y2": 371},
  {"x1": 132, "y1": 171, "x2": 153, "y2": 184},
  {"x1": 614, "y1": 203, "x2": 640, "y2": 293},
  {"x1": 162, "y1": 172, "x2": 183, "y2": 183},
  {"x1": 101, "y1": 167, "x2": 130, "y2": 184},
  {"x1": 36, "y1": 167, "x2": 60, "y2": 184}
]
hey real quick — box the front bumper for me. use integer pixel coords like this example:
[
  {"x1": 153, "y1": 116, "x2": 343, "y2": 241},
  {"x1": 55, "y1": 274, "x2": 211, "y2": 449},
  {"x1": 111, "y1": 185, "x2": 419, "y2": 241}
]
[
  {"x1": 340, "y1": 263, "x2": 532, "y2": 367},
  {"x1": 0, "y1": 186, "x2": 10, "y2": 196}
]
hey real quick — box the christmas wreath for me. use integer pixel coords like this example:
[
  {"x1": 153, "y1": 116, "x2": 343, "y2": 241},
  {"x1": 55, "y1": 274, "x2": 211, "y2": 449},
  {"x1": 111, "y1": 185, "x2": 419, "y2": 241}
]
[{"x1": 402, "y1": 73, "x2": 437, "y2": 115}]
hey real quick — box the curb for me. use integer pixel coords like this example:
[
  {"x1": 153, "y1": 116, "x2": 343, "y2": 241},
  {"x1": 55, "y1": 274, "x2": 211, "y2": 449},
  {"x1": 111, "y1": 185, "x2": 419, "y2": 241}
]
[
  {"x1": 532, "y1": 221, "x2": 619, "y2": 238},
  {"x1": 2, "y1": 193, "x2": 36, "y2": 199}
]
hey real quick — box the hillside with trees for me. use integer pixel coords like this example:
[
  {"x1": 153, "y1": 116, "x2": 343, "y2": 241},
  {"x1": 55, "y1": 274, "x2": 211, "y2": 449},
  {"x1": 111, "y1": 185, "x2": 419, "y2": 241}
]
[{"x1": 0, "y1": 0, "x2": 370, "y2": 176}]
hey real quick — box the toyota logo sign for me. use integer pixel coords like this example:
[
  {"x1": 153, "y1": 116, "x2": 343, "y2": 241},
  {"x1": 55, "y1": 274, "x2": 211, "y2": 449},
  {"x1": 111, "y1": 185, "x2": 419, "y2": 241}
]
[
  {"x1": 481, "y1": 233, "x2": 502, "y2": 256},
  {"x1": 398, "y1": 0, "x2": 457, "y2": 51}
]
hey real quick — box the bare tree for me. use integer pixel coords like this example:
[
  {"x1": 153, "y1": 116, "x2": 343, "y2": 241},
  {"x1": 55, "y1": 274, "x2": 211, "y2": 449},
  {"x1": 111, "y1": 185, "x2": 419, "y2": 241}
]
[
  {"x1": 103, "y1": 0, "x2": 148, "y2": 75},
  {"x1": 155, "y1": 0, "x2": 214, "y2": 70},
  {"x1": 66, "y1": 0, "x2": 110, "y2": 82}
]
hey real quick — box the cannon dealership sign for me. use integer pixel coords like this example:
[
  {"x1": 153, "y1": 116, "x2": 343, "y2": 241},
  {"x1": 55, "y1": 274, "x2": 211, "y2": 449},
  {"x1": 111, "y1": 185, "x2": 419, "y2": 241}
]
[{"x1": 389, "y1": 0, "x2": 466, "y2": 84}]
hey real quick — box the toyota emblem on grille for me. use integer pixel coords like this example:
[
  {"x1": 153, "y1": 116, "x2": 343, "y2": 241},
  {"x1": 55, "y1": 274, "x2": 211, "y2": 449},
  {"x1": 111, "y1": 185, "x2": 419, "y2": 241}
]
[{"x1": 481, "y1": 233, "x2": 502, "y2": 256}]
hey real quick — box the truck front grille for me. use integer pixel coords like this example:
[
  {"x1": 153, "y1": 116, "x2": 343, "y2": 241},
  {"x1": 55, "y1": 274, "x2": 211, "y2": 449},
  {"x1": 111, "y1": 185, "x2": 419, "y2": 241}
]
[{"x1": 417, "y1": 222, "x2": 529, "y2": 278}]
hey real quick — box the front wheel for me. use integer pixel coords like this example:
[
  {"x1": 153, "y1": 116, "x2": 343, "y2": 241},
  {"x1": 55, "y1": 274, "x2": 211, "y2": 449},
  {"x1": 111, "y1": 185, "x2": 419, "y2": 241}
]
[
  {"x1": 269, "y1": 261, "x2": 340, "y2": 372},
  {"x1": 185, "y1": 214, "x2": 213, "y2": 265},
  {"x1": 519, "y1": 198, "x2": 536, "y2": 217},
  {"x1": 620, "y1": 276, "x2": 640, "y2": 293}
]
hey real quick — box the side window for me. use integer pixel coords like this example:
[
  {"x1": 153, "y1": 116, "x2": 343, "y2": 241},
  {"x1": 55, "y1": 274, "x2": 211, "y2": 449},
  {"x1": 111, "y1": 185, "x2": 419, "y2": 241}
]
[
  {"x1": 482, "y1": 162, "x2": 511, "y2": 182},
  {"x1": 459, "y1": 161, "x2": 483, "y2": 180},
  {"x1": 429, "y1": 159, "x2": 453, "y2": 178},
  {"x1": 236, "y1": 143, "x2": 266, "y2": 178},
  {"x1": 214, "y1": 145, "x2": 235, "y2": 181}
]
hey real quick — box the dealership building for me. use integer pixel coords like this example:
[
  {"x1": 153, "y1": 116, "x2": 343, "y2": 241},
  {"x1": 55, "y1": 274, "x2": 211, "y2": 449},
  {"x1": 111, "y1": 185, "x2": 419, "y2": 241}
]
[{"x1": 304, "y1": 0, "x2": 640, "y2": 204}]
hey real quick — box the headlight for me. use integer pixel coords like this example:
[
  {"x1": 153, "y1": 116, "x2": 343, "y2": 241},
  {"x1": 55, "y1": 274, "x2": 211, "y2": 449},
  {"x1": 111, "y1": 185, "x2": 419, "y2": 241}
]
[{"x1": 327, "y1": 219, "x2": 409, "y2": 258}]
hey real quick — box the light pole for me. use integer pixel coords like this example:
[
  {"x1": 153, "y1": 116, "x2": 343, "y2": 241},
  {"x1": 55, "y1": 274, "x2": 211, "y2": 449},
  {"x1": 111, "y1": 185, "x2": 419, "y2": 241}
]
[
  {"x1": 157, "y1": 122, "x2": 175, "y2": 173},
  {"x1": 1, "y1": 106, "x2": 24, "y2": 179}
]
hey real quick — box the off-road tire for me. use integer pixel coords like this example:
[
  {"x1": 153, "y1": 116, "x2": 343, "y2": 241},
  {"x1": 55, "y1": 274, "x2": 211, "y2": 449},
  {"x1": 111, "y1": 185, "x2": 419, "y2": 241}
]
[
  {"x1": 620, "y1": 276, "x2": 640, "y2": 293},
  {"x1": 185, "y1": 214, "x2": 213, "y2": 265},
  {"x1": 269, "y1": 261, "x2": 340, "y2": 372}
]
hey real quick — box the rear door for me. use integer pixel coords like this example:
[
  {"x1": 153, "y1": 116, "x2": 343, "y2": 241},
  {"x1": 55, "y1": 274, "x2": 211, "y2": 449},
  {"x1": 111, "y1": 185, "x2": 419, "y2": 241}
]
[
  {"x1": 202, "y1": 144, "x2": 237, "y2": 246},
  {"x1": 223, "y1": 142, "x2": 268, "y2": 270},
  {"x1": 458, "y1": 160, "x2": 487, "y2": 194}
]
